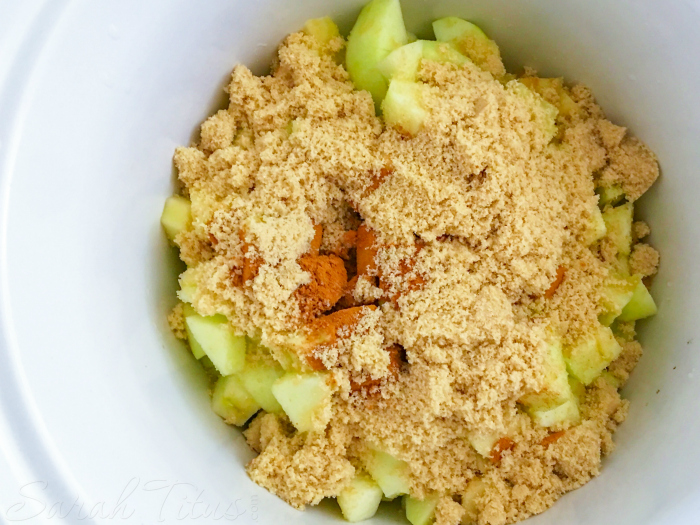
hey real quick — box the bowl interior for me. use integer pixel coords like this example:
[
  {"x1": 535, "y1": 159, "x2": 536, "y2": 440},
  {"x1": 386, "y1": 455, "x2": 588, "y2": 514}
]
[{"x1": 1, "y1": 0, "x2": 700, "y2": 523}]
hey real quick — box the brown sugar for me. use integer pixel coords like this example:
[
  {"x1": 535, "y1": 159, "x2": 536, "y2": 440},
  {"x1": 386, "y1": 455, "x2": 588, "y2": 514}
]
[{"x1": 167, "y1": 28, "x2": 660, "y2": 524}]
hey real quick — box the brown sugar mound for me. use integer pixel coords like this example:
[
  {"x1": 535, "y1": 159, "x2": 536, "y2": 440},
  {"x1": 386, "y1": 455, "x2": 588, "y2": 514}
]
[{"x1": 169, "y1": 28, "x2": 660, "y2": 525}]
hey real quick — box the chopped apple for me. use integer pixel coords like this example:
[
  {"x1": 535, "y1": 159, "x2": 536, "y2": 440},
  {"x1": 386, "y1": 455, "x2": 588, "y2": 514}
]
[
  {"x1": 564, "y1": 324, "x2": 622, "y2": 385},
  {"x1": 182, "y1": 303, "x2": 205, "y2": 359},
  {"x1": 337, "y1": 473, "x2": 384, "y2": 522},
  {"x1": 583, "y1": 203, "x2": 607, "y2": 245},
  {"x1": 508, "y1": 81, "x2": 558, "y2": 146},
  {"x1": 432, "y1": 17, "x2": 504, "y2": 76},
  {"x1": 345, "y1": 0, "x2": 408, "y2": 108},
  {"x1": 177, "y1": 269, "x2": 198, "y2": 303},
  {"x1": 378, "y1": 40, "x2": 468, "y2": 82},
  {"x1": 185, "y1": 314, "x2": 246, "y2": 375},
  {"x1": 568, "y1": 375, "x2": 586, "y2": 404},
  {"x1": 618, "y1": 276, "x2": 657, "y2": 322},
  {"x1": 382, "y1": 80, "x2": 429, "y2": 135},
  {"x1": 211, "y1": 374, "x2": 260, "y2": 426},
  {"x1": 271, "y1": 372, "x2": 333, "y2": 432},
  {"x1": 602, "y1": 202, "x2": 634, "y2": 258},
  {"x1": 598, "y1": 274, "x2": 637, "y2": 326},
  {"x1": 601, "y1": 371, "x2": 622, "y2": 389},
  {"x1": 461, "y1": 478, "x2": 486, "y2": 524},
  {"x1": 404, "y1": 493, "x2": 440, "y2": 525},
  {"x1": 303, "y1": 16, "x2": 340, "y2": 49},
  {"x1": 519, "y1": 77, "x2": 581, "y2": 119},
  {"x1": 520, "y1": 336, "x2": 580, "y2": 427},
  {"x1": 161, "y1": 195, "x2": 192, "y2": 242},
  {"x1": 596, "y1": 184, "x2": 625, "y2": 208},
  {"x1": 361, "y1": 448, "x2": 411, "y2": 498},
  {"x1": 520, "y1": 336, "x2": 574, "y2": 409},
  {"x1": 530, "y1": 399, "x2": 580, "y2": 428},
  {"x1": 239, "y1": 358, "x2": 285, "y2": 413},
  {"x1": 466, "y1": 431, "x2": 498, "y2": 458}
]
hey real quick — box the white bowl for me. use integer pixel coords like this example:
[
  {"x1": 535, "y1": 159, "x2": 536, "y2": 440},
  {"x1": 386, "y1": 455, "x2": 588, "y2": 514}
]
[{"x1": 1, "y1": 0, "x2": 699, "y2": 523}]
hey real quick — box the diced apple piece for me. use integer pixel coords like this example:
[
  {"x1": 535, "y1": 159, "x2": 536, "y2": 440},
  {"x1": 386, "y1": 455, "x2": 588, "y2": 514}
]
[
  {"x1": 601, "y1": 371, "x2": 622, "y2": 389},
  {"x1": 461, "y1": 478, "x2": 486, "y2": 525},
  {"x1": 466, "y1": 431, "x2": 498, "y2": 458},
  {"x1": 583, "y1": 204, "x2": 607, "y2": 245},
  {"x1": 211, "y1": 374, "x2": 260, "y2": 426},
  {"x1": 618, "y1": 276, "x2": 657, "y2": 322},
  {"x1": 508, "y1": 81, "x2": 558, "y2": 146},
  {"x1": 521, "y1": 338, "x2": 575, "y2": 407},
  {"x1": 177, "y1": 269, "x2": 198, "y2": 303},
  {"x1": 272, "y1": 372, "x2": 333, "y2": 432},
  {"x1": 404, "y1": 493, "x2": 440, "y2": 525},
  {"x1": 519, "y1": 77, "x2": 581, "y2": 119},
  {"x1": 378, "y1": 41, "x2": 424, "y2": 81},
  {"x1": 597, "y1": 184, "x2": 625, "y2": 207},
  {"x1": 564, "y1": 324, "x2": 622, "y2": 385},
  {"x1": 568, "y1": 375, "x2": 586, "y2": 404},
  {"x1": 529, "y1": 399, "x2": 580, "y2": 428},
  {"x1": 598, "y1": 275, "x2": 637, "y2": 326},
  {"x1": 362, "y1": 448, "x2": 411, "y2": 498},
  {"x1": 520, "y1": 336, "x2": 580, "y2": 427},
  {"x1": 239, "y1": 358, "x2": 285, "y2": 413},
  {"x1": 303, "y1": 16, "x2": 340, "y2": 48},
  {"x1": 346, "y1": 0, "x2": 408, "y2": 107},
  {"x1": 602, "y1": 203, "x2": 634, "y2": 258},
  {"x1": 432, "y1": 17, "x2": 504, "y2": 76},
  {"x1": 337, "y1": 473, "x2": 384, "y2": 522},
  {"x1": 185, "y1": 314, "x2": 246, "y2": 375},
  {"x1": 161, "y1": 195, "x2": 192, "y2": 242},
  {"x1": 382, "y1": 80, "x2": 428, "y2": 135},
  {"x1": 378, "y1": 41, "x2": 468, "y2": 82},
  {"x1": 182, "y1": 303, "x2": 205, "y2": 359}
]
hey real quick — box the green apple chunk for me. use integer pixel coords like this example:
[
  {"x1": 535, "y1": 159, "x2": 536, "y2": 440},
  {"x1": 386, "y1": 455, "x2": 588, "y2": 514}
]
[
  {"x1": 618, "y1": 276, "x2": 657, "y2": 322},
  {"x1": 583, "y1": 203, "x2": 607, "y2": 245},
  {"x1": 239, "y1": 358, "x2": 285, "y2": 413},
  {"x1": 404, "y1": 493, "x2": 440, "y2": 525},
  {"x1": 177, "y1": 269, "x2": 198, "y2": 303},
  {"x1": 461, "y1": 478, "x2": 486, "y2": 524},
  {"x1": 519, "y1": 77, "x2": 581, "y2": 119},
  {"x1": 530, "y1": 399, "x2": 580, "y2": 428},
  {"x1": 432, "y1": 17, "x2": 504, "y2": 76},
  {"x1": 161, "y1": 195, "x2": 192, "y2": 242},
  {"x1": 601, "y1": 371, "x2": 622, "y2": 389},
  {"x1": 382, "y1": 80, "x2": 429, "y2": 135},
  {"x1": 508, "y1": 81, "x2": 558, "y2": 146},
  {"x1": 598, "y1": 275, "x2": 637, "y2": 326},
  {"x1": 602, "y1": 202, "x2": 634, "y2": 257},
  {"x1": 361, "y1": 448, "x2": 411, "y2": 499},
  {"x1": 185, "y1": 314, "x2": 246, "y2": 375},
  {"x1": 211, "y1": 374, "x2": 261, "y2": 426},
  {"x1": 345, "y1": 0, "x2": 408, "y2": 108},
  {"x1": 466, "y1": 431, "x2": 498, "y2": 458},
  {"x1": 597, "y1": 184, "x2": 625, "y2": 208},
  {"x1": 303, "y1": 16, "x2": 340, "y2": 48},
  {"x1": 378, "y1": 40, "x2": 468, "y2": 82},
  {"x1": 520, "y1": 336, "x2": 574, "y2": 409},
  {"x1": 182, "y1": 304, "x2": 205, "y2": 359},
  {"x1": 520, "y1": 336, "x2": 580, "y2": 427},
  {"x1": 564, "y1": 324, "x2": 622, "y2": 385},
  {"x1": 271, "y1": 372, "x2": 333, "y2": 432},
  {"x1": 337, "y1": 473, "x2": 384, "y2": 522}
]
